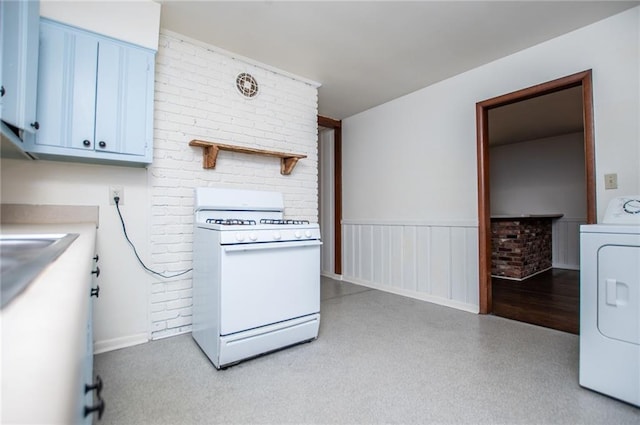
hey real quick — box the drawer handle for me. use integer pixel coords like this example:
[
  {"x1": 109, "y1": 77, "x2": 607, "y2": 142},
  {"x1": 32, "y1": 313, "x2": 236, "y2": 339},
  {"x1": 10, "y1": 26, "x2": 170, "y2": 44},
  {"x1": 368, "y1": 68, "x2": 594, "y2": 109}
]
[
  {"x1": 84, "y1": 397, "x2": 105, "y2": 420},
  {"x1": 98, "y1": 141, "x2": 106, "y2": 148},
  {"x1": 30, "y1": 121, "x2": 39, "y2": 130},
  {"x1": 85, "y1": 375, "x2": 103, "y2": 396},
  {"x1": 92, "y1": 266, "x2": 100, "y2": 277},
  {"x1": 90, "y1": 286, "x2": 100, "y2": 298},
  {"x1": 83, "y1": 140, "x2": 91, "y2": 147},
  {"x1": 0, "y1": 85, "x2": 5, "y2": 97}
]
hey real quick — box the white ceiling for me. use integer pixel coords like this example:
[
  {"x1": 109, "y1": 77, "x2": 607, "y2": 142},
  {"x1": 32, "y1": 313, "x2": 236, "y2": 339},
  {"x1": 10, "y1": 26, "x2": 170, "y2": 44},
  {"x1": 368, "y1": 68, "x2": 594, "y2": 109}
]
[
  {"x1": 158, "y1": 1, "x2": 638, "y2": 120},
  {"x1": 488, "y1": 85, "x2": 584, "y2": 146}
]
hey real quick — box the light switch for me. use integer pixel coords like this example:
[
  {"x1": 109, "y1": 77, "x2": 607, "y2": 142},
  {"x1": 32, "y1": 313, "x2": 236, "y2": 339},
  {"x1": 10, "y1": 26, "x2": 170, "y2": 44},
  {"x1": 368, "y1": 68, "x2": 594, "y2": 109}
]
[{"x1": 604, "y1": 173, "x2": 618, "y2": 190}]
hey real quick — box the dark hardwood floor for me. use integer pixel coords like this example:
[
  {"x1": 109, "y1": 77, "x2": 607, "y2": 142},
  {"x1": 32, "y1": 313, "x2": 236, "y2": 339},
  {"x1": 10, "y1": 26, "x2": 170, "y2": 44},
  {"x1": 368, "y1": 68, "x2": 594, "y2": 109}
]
[{"x1": 492, "y1": 268, "x2": 579, "y2": 334}]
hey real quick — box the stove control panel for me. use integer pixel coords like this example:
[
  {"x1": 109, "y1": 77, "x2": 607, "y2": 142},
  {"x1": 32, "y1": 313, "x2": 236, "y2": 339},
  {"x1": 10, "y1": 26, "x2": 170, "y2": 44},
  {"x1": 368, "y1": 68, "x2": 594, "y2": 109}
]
[{"x1": 219, "y1": 227, "x2": 321, "y2": 244}]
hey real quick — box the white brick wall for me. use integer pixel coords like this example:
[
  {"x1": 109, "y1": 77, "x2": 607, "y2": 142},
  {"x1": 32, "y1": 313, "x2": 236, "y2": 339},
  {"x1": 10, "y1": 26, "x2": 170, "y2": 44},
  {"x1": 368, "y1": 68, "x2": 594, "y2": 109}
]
[{"x1": 148, "y1": 31, "x2": 319, "y2": 339}]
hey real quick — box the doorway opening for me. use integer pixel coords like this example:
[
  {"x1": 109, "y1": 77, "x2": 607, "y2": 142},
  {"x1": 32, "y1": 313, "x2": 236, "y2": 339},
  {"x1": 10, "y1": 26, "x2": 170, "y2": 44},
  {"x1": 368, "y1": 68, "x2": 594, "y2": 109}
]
[
  {"x1": 476, "y1": 70, "x2": 597, "y2": 329},
  {"x1": 318, "y1": 115, "x2": 342, "y2": 276}
]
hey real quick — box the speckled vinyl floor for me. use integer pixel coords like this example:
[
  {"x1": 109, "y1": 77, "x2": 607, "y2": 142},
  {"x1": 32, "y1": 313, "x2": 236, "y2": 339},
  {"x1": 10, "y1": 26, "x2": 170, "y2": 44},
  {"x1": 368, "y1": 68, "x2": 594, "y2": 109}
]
[{"x1": 94, "y1": 277, "x2": 639, "y2": 424}]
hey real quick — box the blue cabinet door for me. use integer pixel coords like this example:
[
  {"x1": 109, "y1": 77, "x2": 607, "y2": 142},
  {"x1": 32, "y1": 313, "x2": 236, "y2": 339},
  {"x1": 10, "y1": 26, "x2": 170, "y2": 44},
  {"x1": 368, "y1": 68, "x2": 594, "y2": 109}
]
[
  {"x1": 26, "y1": 19, "x2": 155, "y2": 165},
  {"x1": 0, "y1": 0, "x2": 39, "y2": 132},
  {"x1": 32, "y1": 20, "x2": 98, "y2": 150},
  {"x1": 94, "y1": 42, "x2": 154, "y2": 157}
]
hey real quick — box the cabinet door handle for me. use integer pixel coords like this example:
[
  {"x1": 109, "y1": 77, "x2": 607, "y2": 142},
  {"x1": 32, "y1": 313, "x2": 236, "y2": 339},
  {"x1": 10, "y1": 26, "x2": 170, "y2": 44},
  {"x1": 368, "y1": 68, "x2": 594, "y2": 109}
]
[
  {"x1": 0, "y1": 86, "x2": 5, "y2": 97},
  {"x1": 90, "y1": 286, "x2": 100, "y2": 298},
  {"x1": 30, "y1": 121, "x2": 39, "y2": 130},
  {"x1": 93, "y1": 254, "x2": 99, "y2": 262},
  {"x1": 92, "y1": 266, "x2": 100, "y2": 277},
  {"x1": 98, "y1": 141, "x2": 106, "y2": 148},
  {"x1": 83, "y1": 140, "x2": 91, "y2": 147},
  {"x1": 84, "y1": 397, "x2": 105, "y2": 420},
  {"x1": 85, "y1": 375, "x2": 103, "y2": 396}
]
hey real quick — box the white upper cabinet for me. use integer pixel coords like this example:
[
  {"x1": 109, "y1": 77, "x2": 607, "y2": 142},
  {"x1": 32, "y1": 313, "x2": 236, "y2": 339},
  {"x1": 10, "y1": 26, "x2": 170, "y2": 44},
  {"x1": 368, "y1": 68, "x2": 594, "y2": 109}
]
[
  {"x1": 0, "y1": 0, "x2": 40, "y2": 133},
  {"x1": 24, "y1": 19, "x2": 155, "y2": 166}
]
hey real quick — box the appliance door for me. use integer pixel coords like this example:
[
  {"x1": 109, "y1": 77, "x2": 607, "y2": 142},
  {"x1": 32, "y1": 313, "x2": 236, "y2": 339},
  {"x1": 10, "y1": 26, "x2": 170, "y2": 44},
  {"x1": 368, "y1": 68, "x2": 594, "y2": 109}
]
[
  {"x1": 597, "y1": 244, "x2": 640, "y2": 345},
  {"x1": 219, "y1": 240, "x2": 321, "y2": 335}
]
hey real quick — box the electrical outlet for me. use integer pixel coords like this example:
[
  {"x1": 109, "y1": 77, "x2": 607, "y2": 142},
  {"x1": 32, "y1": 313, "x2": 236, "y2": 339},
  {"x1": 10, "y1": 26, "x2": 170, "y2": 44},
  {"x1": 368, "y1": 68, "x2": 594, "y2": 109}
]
[
  {"x1": 109, "y1": 185, "x2": 124, "y2": 205},
  {"x1": 604, "y1": 173, "x2": 618, "y2": 190}
]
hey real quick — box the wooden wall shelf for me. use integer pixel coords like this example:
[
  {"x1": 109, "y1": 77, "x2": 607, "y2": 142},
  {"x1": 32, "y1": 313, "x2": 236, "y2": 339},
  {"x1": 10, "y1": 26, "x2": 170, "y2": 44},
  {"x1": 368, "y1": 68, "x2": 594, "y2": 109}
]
[{"x1": 189, "y1": 140, "x2": 306, "y2": 175}]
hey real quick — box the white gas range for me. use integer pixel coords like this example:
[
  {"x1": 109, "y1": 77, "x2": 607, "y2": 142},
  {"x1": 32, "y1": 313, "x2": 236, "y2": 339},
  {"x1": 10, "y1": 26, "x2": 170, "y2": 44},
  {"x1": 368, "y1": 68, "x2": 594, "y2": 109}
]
[{"x1": 192, "y1": 187, "x2": 321, "y2": 369}]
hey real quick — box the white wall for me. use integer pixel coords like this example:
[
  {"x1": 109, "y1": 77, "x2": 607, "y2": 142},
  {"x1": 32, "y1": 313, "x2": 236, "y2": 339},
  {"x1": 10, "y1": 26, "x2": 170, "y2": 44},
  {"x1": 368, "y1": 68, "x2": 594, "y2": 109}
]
[
  {"x1": 0, "y1": 0, "x2": 162, "y2": 353},
  {"x1": 0, "y1": 159, "x2": 151, "y2": 352},
  {"x1": 342, "y1": 7, "x2": 639, "y2": 311},
  {"x1": 1, "y1": 28, "x2": 319, "y2": 349},
  {"x1": 490, "y1": 132, "x2": 586, "y2": 216},
  {"x1": 40, "y1": 0, "x2": 161, "y2": 50},
  {"x1": 491, "y1": 132, "x2": 587, "y2": 270}
]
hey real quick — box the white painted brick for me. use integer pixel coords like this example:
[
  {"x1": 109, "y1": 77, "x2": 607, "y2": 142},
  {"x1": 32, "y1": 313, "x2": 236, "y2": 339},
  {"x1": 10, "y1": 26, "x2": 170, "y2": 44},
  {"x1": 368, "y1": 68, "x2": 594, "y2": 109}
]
[
  {"x1": 163, "y1": 279, "x2": 191, "y2": 292},
  {"x1": 149, "y1": 31, "x2": 318, "y2": 338},
  {"x1": 150, "y1": 302, "x2": 165, "y2": 313},
  {"x1": 166, "y1": 298, "x2": 192, "y2": 310},
  {"x1": 151, "y1": 309, "x2": 180, "y2": 322},
  {"x1": 150, "y1": 244, "x2": 168, "y2": 255},
  {"x1": 167, "y1": 315, "x2": 192, "y2": 329},
  {"x1": 151, "y1": 321, "x2": 167, "y2": 332},
  {"x1": 150, "y1": 282, "x2": 165, "y2": 293},
  {"x1": 151, "y1": 326, "x2": 186, "y2": 340},
  {"x1": 150, "y1": 291, "x2": 176, "y2": 304}
]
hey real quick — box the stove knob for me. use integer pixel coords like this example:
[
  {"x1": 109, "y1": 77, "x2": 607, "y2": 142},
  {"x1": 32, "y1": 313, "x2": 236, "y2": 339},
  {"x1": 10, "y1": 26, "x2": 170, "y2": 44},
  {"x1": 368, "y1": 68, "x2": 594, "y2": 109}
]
[
  {"x1": 305, "y1": 230, "x2": 313, "y2": 238},
  {"x1": 294, "y1": 231, "x2": 302, "y2": 239},
  {"x1": 235, "y1": 233, "x2": 245, "y2": 242},
  {"x1": 273, "y1": 232, "x2": 282, "y2": 241},
  {"x1": 249, "y1": 233, "x2": 258, "y2": 241}
]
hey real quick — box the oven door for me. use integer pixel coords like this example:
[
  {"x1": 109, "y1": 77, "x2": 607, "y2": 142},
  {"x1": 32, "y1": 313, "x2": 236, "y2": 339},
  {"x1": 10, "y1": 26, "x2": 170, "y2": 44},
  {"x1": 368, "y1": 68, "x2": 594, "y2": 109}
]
[{"x1": 219, "y1": 240, "x2": 321, "y2": 335}]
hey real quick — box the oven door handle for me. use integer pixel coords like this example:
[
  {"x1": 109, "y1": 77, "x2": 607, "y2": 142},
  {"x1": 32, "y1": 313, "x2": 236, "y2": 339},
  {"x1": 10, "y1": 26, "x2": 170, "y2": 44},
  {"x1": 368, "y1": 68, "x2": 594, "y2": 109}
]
[{"x1": 223, "y1": 240, "x2": 322, "y2": 252}]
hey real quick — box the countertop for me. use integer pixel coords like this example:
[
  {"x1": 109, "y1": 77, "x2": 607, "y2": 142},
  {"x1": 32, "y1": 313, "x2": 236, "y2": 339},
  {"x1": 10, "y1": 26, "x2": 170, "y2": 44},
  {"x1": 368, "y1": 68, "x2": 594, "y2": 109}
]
[
  {"x1": 1, "y1": 222, "x2": 97, "y2": 424},
  {"x1": 490, "y1": 214, "x2": 564, "y2": 220}
]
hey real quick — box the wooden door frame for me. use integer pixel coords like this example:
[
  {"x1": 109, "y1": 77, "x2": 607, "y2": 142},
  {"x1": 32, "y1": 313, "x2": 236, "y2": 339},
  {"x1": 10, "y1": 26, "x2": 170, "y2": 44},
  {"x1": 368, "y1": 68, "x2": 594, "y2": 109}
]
[
  {"x1": 318, "y1": 115, "x2": 343, "y2": 275},
  {"x1": 476, "y1": 70, "x2": 596, "y2": 314}
]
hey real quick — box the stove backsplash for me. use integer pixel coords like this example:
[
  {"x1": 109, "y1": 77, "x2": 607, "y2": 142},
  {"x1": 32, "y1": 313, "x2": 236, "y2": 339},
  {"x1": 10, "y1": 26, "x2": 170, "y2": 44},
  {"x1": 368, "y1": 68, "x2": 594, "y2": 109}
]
[{"x1": 148, "y1": 31, "x2": 319, "y2": 339}]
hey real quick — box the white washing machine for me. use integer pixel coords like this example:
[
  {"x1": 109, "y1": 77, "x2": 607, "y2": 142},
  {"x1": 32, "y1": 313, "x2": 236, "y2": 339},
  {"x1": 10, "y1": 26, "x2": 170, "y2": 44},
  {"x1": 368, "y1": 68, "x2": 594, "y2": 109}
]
[{"x1": 580, "y1": 196, "x2": 640, "y2": 406}]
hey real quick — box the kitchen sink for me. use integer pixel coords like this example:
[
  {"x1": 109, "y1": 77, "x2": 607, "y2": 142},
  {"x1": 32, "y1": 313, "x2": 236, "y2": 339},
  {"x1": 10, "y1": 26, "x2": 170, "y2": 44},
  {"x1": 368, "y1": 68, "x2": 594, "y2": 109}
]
[{"x1": 0, "y1": 233, "x2": 79, "y2": 309}]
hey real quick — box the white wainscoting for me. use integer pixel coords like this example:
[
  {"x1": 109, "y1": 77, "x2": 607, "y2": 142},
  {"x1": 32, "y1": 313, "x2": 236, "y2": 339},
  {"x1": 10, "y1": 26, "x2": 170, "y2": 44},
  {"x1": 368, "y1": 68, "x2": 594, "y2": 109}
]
[
  {"x1": 341, "y1": 220, "x2": 479, "y2": 313},
  {"x1": 552, "y1": 217, "x2": 586, "y2": 270}
]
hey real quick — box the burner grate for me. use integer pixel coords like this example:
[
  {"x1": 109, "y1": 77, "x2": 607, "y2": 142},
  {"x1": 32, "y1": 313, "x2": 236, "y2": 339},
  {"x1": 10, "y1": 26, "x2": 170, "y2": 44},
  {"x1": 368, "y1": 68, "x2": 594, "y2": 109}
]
[
  {"x1": 206, "y1": 219, "x2": 256, "y2": 225},
  {"x1": 260, "y1": 219, "x2": 310, "y2": 225}
]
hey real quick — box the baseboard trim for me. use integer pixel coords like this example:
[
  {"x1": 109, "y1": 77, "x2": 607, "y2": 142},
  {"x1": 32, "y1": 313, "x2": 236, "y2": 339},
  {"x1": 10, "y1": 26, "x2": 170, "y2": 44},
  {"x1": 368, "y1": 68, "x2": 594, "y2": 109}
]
[
  {"x1": 321, "y1": 272, "x2": 343, "y2": 280},
  {"x1": 491, "y1": 266, "x2": 553, "y2": 281},
  {"x1": 94, "y1": 333, "x2": 149, "y2": 354},
  {"x1": 340, "y1": 276, "x2": 480, "y2": 314},
  {"x1": 552, "y1": 263, "x2": 580, "y2": 271}
]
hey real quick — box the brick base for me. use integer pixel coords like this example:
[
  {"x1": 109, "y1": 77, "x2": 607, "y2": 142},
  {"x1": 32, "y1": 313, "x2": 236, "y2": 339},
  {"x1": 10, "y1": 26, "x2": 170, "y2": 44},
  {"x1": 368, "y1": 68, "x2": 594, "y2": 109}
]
[{"x1": 491, "y1": 218, "x2": 553, "y2": 280}]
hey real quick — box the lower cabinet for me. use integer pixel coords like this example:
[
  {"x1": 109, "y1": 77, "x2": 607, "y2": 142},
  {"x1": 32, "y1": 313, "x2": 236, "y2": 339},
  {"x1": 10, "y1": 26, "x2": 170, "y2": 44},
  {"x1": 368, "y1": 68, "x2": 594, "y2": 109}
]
[
  {"x1": 79, "y1": 253, "x2": 104, "y2": 424},
  {"x1": 24, "y1": 18, "x2": 155, "y2": 166}
]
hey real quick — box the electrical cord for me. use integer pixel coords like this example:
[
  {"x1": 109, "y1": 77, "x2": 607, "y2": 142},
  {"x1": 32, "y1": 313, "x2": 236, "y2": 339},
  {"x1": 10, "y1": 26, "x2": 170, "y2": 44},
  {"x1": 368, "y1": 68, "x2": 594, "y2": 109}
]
[{"x1": 114, "y1": 196, "x2": 193, "y2": 278}]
